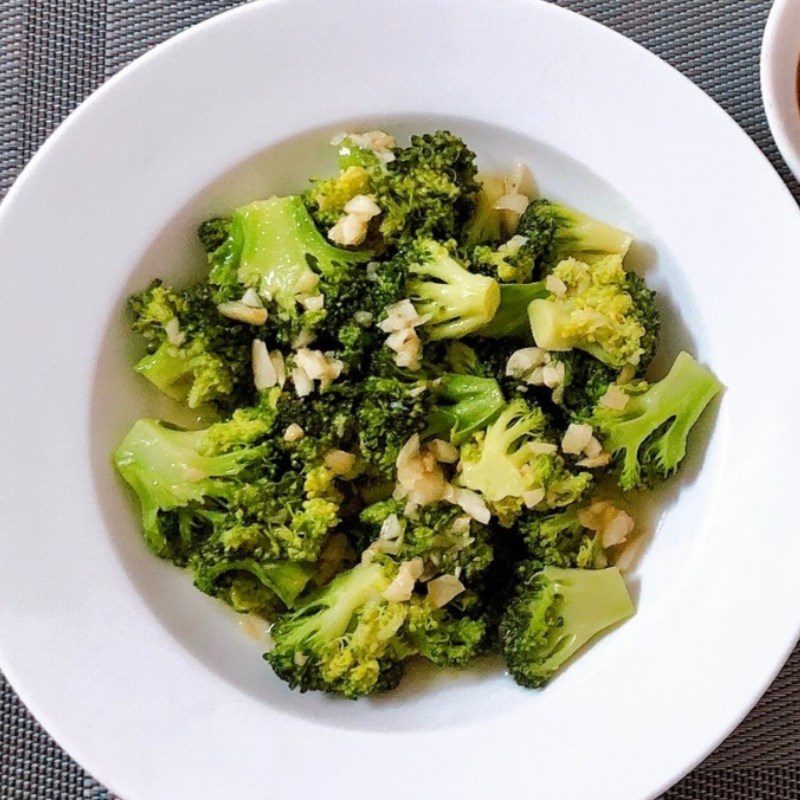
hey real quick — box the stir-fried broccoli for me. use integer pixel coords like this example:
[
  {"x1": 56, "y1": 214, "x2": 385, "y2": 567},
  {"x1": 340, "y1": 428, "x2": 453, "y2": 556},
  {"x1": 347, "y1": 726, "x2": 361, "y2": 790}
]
[
  {"x1": 516, "y1": 199, "x2": 633, "y2": 276},
  {"x1": 500, "y1": 565, "x2": 634, "y2": 687},
  {"x1": 528, "y1": 255, "x2": 658, "y2": 368},
  {"x1": 592, "y1": 351, "x2": 722, "y2": 490},
  {"x1": 116, "y1": 128, "x2": 720, "y2": 699}
]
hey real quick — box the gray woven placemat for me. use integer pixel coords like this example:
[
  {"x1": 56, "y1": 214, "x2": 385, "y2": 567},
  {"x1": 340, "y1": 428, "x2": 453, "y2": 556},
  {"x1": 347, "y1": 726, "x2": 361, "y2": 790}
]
[{"x1": 0, "y1": 0, "x2": 798, "y2": 797}]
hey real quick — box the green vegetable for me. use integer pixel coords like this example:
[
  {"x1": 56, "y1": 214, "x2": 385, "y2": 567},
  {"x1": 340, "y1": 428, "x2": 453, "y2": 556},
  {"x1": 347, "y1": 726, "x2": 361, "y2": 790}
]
[
  {"x1": 516, "y1": 199, "x2": 633, "y2": 275},
  {"x1": 479, "y1": 282, "x2": 549, "y2": 339},
  {"x1": 404, "y1": 238, "x2": 500, "y2": 339},
  {"x1": 500, "y1": 565, "x2": 634, "y2": 687},
  {"x1": 592, "y1": 351, "x2": 722, "y2": 489},
  {"x1": 528, "y1": 255, "x2": 658, "y2": 368}
]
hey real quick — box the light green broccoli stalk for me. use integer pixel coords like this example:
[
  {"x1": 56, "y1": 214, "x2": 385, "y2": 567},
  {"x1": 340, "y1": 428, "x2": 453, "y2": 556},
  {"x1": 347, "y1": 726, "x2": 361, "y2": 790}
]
[
  {"x1": 479, "y1": 282, "x2": 550, "y2": 339},
  {"x1": 592, "y1": 351, "x2": 722, "y2": 490},
  {"x1": 405, "y1": 239, "x2": 500, "y2": 339},
  {"x1": 528, "y1": 255, "x2": 657, "y2": 368},
  {"x1": 500, "y1": 565, "x2": 634, "y2": 688},
  {"x1": 463, "y1": 174, "x2": 507, "y2": 247}
]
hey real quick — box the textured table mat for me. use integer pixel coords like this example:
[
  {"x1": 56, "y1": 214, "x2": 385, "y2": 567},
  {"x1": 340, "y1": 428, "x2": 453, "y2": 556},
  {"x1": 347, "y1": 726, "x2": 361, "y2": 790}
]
[{"x1": 1, "y1": 0, "x2": 798, "y2": 797}]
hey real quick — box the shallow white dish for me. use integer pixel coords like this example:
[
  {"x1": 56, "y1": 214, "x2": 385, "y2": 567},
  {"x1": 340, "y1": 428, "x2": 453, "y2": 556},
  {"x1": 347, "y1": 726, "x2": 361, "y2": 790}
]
[
  {"x1": 762, "y1": 0, "x2": 800, "y2": 179},
  {"x1": 1, "y1": 1, "x2": 800, "y2": 798}
]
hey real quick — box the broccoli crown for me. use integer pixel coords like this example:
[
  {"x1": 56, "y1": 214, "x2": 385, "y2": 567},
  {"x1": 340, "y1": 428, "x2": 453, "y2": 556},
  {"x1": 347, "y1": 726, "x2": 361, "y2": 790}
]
[
  {"x1": 376, "y1": 131, "x2": 480, "y2": 246},
  {"x1": 592, "y1": 351, "x2": 722, "y2": 490},
  {"x1": 500, "y1": 565, "x2": 634, "y2": 688},
  {"x1": 458, "y1": 400, "x2": 592, "y2": 524},
  {"x1": 404, "y1": 597, "x2": 486, "y2": 667},
  {"x1": 113, "y1": 414, "x2": 271, "y2": 556},
  {"x1": 520, "y1": 507, "x2": 606, "y2": 570},
  {"x1": 129, "y1": 280, "x2": 256, "y2": 412},
  {"x1": 359, "y1": 500, "x2": 494, "y2": 581},
  {"x1": 265, "y1": 559, "x2": 409, "y2": 698},
  {"x1": 356, "y1": 376, "x2": 432, "y2": 477},
  {"x1": 471, "y1": 234, "x2": 537, "y2": 284},
  {"x1": 516, "y1": 199, "x2": 633, "y2": 277},
  {"x1": 555, "y1": 350, "x2": 620, "y2": 419},
  {"x1": 403, "y1": 238, "x2": 500, "y2": 340},
  {"x1": 528, "y1": 255, "x2": 655, "y2": 368}
]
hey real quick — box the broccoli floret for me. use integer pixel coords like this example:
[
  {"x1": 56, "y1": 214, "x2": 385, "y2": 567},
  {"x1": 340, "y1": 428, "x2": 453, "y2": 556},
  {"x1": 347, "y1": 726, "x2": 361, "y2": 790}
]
[
  {"x1": 554, "y1": 350, "x2": 620, "y2": 418},
  {"x1": 404, "y1": 597, "x2": 486, "y2": 667},
  {"x1": 520, "y1": 507, "x2": 606, "y2": 570},
  {"x1": 376, "y1": 131, "x2": 480, "y2": 246},
  {"x1": 359, "y1": 500, "x2": 494, "y2": 581},
  {"x1": 528, "y1": 255, "x2": 657, "y2": 368},
  {"x1": 192, "y1": 551, "x2": 313, "y2": 613},
  {"x1": 304, "y1": 165, "x2": 375, "y2": 229},
  {"x1": 500, "y1": 565, "x2": 634, "y2": 688},
  {"x1": 357, "y1": 376, "x2": 432, "y2": 477},
  {"x1": 129, "y1": 281, "x2": 255, "y2": 411},
  {"x1": 463, "y1": 174, "x2": 507, "y2": 247},
  {"x1": 516, "y1": 199, "x2": 633, "y2": 276},
  {"x1": 265, "y1": 559, "x2": 410, "y2": 698},
  {"x1": 591, "y1": 351, "x2": 722, "y2": 490},
  {"x1": 425, "y1": 373, "x2": 506, "y2": 445},
  {"x1": 479, "y1": 282, "x2": 550, "y2": 339},
  {"x1": 471, "y1": 234, "x2": 537, "y2": 284},
  {"x1": 113, "y1": 413, "x2": 272, "y2": 556},
  {"x1": 403, "y1": 239, "x2": 500, "y2": 339},
  {"x1": 458, "y1": 400, "x2": 592, "y2": 525}
]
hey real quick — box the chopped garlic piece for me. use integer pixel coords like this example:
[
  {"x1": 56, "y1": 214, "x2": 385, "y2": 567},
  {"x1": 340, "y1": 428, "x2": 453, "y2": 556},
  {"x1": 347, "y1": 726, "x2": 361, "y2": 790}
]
[
  {"x1": 522, "y1": 488, "x2": 545, "y2": 509},
  {"x1": 430, "y1": 439, "x2": 459, "y2": 463},
  {"x1": 545, "y1": 274, "x2": 568, "y2": 296},
  {"x1": 164, "y1": 317, "x2": 186, "y2": 347},
  {"x1": 385, "y1": 327, "x2": 423, "y2": 370},
  {"x1": 291, "y1": 366, "x2": 313, "y2": 397},
  {"x1": 576, "y1": 453, "x2": 612, "y2": 468},
  {"x1": 600, "y1": 385, "x2": 630, "y2": 410},
  {"x1": 344, "y1": 194, "x2": 381, "y2": 217},
  {"x1": 427, "y1": 574, "x2": 466, "y2": 608},
  {"x1": 446, "y1": 486, "x2": 491, "y2": 524},
  {"x1": 300, "y1": 294, "x2": 324, "y2": 312},
  {"x1": 378, "y1": 299, "x2": 428, "y2": 332},
  {"x1": 270, "y1": 350, "x2": 287, "y2": 387},
  {"x1": 542, "y1": 361, "x2": 565, "y2": 389},
  {"x1": 395, "y1": 434, "x2": 449, "y2": 506},
  {"x1": 218, "y1": 301, "x2": 268, "y2": 325},
  {"x1": 252, "y1": 339, "x2": 277, "y2": 391},
  {"x1": 506, "y1": 347, "x2": 548, "y2": 377},
  {"x1": 372, "y1": 513, "x2": 404, "y2": 555},
  {"x1": 241, "y1": 288, "x2": 264, "y2": 308},
  {"x1": 294, "y1": 272, "x2": 320, "y2": 294},
  {"x1": 562, "y1": 423, "x2": 594, "y2": 455},
  {"x1": 383, "y1": 558, "x2": 424, "y2": 602},
  {"x1": 584, "y1": 436, "x2": 603, "y2": 459},
  {"x1": 283, "y1": 423, "x2": 304, "y2": 442},
  {"x1": 333, "y1": 130, "x2": 397, "y2": 163},
  {"x1": 324, "y1": 449, "x2": 356, "y2": 476},
  {"x1": 294, "y1": 348, "x2": 344, "y2": 391},
  {"x1": 529, "y1": 441, "x2": 558, "y2": 455},
  {"x1": 578, "y1": 501, "x2": 635, "y2": 549}
]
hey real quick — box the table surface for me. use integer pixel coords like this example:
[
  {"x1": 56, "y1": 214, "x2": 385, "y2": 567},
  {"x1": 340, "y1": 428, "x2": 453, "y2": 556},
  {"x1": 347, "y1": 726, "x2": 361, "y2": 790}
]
[{"x1": 1, "y1": 1, "x2": 798, "y2": 798}]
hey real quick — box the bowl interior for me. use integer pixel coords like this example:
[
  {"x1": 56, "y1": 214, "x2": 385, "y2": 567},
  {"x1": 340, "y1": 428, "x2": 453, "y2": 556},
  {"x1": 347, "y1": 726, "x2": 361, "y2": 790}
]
[{"x1": 89, "y1": 114, "x2": 724, "y2": 731}]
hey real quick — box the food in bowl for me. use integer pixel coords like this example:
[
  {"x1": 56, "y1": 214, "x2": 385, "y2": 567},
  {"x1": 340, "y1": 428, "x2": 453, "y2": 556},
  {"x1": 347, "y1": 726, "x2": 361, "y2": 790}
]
[{"x1": 113, "y1": 129, "x2": 721, "y2": 699}]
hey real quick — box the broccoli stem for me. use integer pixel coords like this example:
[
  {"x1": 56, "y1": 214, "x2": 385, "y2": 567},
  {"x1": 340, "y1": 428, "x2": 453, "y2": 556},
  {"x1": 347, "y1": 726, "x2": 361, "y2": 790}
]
[{"x1": 480, "y1": 282, "x2": 549, "y2": 339}]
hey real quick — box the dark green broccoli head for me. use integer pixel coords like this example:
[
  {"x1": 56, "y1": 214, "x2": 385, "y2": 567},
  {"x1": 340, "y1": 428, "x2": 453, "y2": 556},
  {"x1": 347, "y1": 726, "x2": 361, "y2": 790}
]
[
  {"x1": 519, "y1": 507, "x2": 606, "y2": 570},
  {"x1": 404, "y1": 597, "x2": 486, "y2": 667}
]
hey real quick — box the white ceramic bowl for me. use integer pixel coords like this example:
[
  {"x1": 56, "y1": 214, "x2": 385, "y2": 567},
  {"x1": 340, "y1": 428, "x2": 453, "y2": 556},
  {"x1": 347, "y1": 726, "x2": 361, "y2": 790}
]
[
  {"x1": 762, "y1": 0, "x2": 800, "y2": 178},
  {"x1": 2, "y1": 2, "x2": 800, "y2": 799}
]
